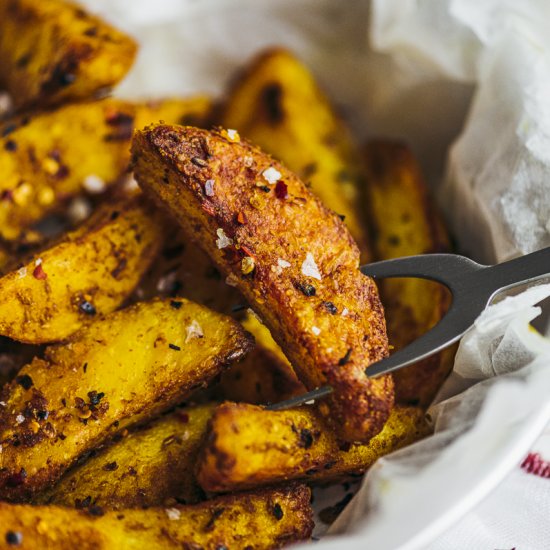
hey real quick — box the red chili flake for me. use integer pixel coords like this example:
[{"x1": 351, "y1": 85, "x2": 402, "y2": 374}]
[
  {"x1": 237, "y1": 211, "x2": 247, "y2": 225},
  {"x1": 274, "y1": 180, "x2": 288, "y2": 199},
  {"x1": 32, "y1": 264, "x2": 47, "y2": 280},
  {"x1": 177, "y1": 412, "x2": 190, "y2": 423},
  {"x1": 240, "y1": 245, "x2": 256, "y2": 259}
]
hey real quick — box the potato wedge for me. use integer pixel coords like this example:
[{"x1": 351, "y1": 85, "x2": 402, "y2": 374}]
[
  {"x1": 0, "y1": 485, "x2": 313, "y2": 549},
  {"x1": 363, "y1": 141, "x2": 454, "y2": 407},
  {"x1": 221, "y1": 48, "x2": 371, "y2": 262},
  {"x1": 0, "y1": 96, "x2": 211, "y2": 241},
  {"x1": 0, "y1": 196, "x2": 162, "y2": 344},
  {"x1": 215, "y1": 313, "x2": 305, "y2": 404},
  {"x1": 40, "y1": 404, "x2": 216, "y2": 509},
  {"x1": 132, "y1": 125, "x2": 393, "y2": 443},
  {"x1": 0, "y1": 298, "x2": 252, "y2": 501},
  {"x1": 0, "y1": 0, "x2": 136, "y2": 110},
  {"x1": 197, "y1": 402, "x2": 429, "y2": 492}
]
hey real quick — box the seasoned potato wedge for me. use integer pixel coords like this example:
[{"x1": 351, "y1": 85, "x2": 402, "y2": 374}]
[
  {"x1": 0, "y1": 485, "x2": 313, "y2": 549},
  {"x1": 0, "y1": 0, "x2": 136, "y2": 110},
  {"x1": 363, "y1": 141, "x2": 454, "y2": 407},
  {"x1": 40, "y1": 404, "x2": 216, "y2": 508},
  {"x1": 221, "y1": 48, "x2": 371, "y2": 262},
  {"x1": 0, "y1": 298, "x2": 252, "y2": 501},
  {"x1": 197, "y1": 402, "x2": 429, "y2": 492},
  {"x1": 0, "y1": 196, "x2": 162, "y2": 344},
  {"x1": 0, "y1": 96, "x2": 211, "y2": 241},
  {"x1": 132, "y1": 125, "x2": 393, "y2": 443},
  {"x1": 216, "y1": 313, "x2": 305, "y2": 404}
]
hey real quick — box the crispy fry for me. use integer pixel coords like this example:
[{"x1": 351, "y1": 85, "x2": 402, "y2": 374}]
[
  {"x1": 215, "y1": 313, "x2": 305, "y2": 404},
  {"x1": 0, "y1": 96, "x2": 211, "y2": 241},
  {"x1": 363, "y1": 141, "x2": 454, "y2": 407},
  {"x1": 0, "y1": 298, "x2": 252, "y2": 501},
  {"x1": 40, "y1": 404, "x2": 216, "y2": 508},
  {"x1": 221, "y1": 48, "x2": 371, "y2": 262},
  {"x1": 0, "y1": 0, "x2": 136, "y2": 110},
  {"x1": 197, "y1": 402, "x2": 429, "y2": 492},
  {"x1": 132, "y1": 125, "x2": 393, "y2": 443},
  {"x1": 0, "y1": 485, "x2": 313, "y2": 549},
  {"x1": 0, "y1": 196, "x2": 162, "y2": 344}
]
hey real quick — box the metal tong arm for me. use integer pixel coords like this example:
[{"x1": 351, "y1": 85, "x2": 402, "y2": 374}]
[
  {"x1": 363, "y1": 248, "x2": 550, "y2": 377},
  {"x1": 267, "y1": 247, "x2": 550, "y2": 409}
]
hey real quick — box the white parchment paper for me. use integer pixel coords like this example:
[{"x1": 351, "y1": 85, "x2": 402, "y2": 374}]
[{"x1": 78, "y1": 1, "x2": 550, "y2": 547}]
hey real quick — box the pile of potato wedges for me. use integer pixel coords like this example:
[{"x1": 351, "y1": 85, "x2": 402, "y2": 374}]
[{"x1": 0, "y1": 1, "x2": 455, "y2": 548}]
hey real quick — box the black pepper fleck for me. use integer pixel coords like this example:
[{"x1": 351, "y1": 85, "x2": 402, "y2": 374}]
[
  {"x1": 294, "y1": 281, "x2": 316, "y2": 297},
  {"x1": 170, "y1": 300, "x2": 183, "y2": 310},
  {"x1": 169, "y1": 343, "x2": 181, "y2": 351},
  {"x1": 5, "y1": 531, "x2": 22, "y2": 546},
  {"x1": 323, "y1": 301, "x2": 338, "y2": 314},
  {"x1": 103, "y1": 461, "x2": 118, "y2": 471},
  {"x1": 15, "y1": 374, "x2": 33, "y2": 390},
  {"x1": 4, "y1": 140, "x2": 17, "y2": 152},
  {"x1": 272, "y1": 503, "x2": 284, "y2": 520},
  {"x1": 338, "y1": 348, "x2": 352, "y2": 366},
  {"x1": 298, "y1": 428, "x2": 314, "y2": 449},
  {"x1": 79, "y1": 301, "x2": 96, "y2": 315}
]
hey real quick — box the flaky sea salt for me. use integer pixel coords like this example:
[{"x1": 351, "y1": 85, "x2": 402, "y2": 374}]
[
  {"x1": 17, "y1": 267, "x2": 27, "y2": 279},
  {"x1": 0, "y1": 92, "x2": 13, "y2": 116},
  {"x1": 312, "y1": 326, "x2": 321, "y2": 336},
  {"x1": 342, "y1": 308, "x2": 349, "y2": 316},
  {"x1": 185, "y1": 320, "x2": 204, "y2": 342},
  {"x1": 83, "y1": 174, "x2": 107, "y2": 194},
  {"x1": 15, "y1": 414, "x2": 24, "y2": 424},
  {"x1": 301, "y1": 253, "x2": 322, "y2": 280},
  {"x1": 205, "y1": 179, "x2": 215, "y2": 196},
  {"x1": 226, "y1": 129, "x2": 239, "y2": 141},
  {"x1": 262, "y1": 167, "x2": 281, "y2": 185},
  {"x1": 216, "y1": 228, "x2": 233, "y2": 249},
  {"x1": 165, "y1": 508, "x2": 181, "y2": 520},
  {"x1": 35, "y1": 258, "x2": 42, "y2": 266},
  {"x1": 277, "y1": 258, "x2": 291, "y2": 269}
]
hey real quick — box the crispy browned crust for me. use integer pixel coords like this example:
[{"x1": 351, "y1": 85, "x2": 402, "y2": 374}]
[
  {"x1": 197, "y1": 402, "x2": 429, "y2": 492},
  {"x1": 131, "y1": 124, "x2": 393, "y2": 443},
  {"x1": 0, "y1": 0, "x2": 137, "y2": 110},
  {"x1": 0, "y1": 298, "x2": 252, "y2": 501},
  {"x1": 0, "y1": 97, "x2": 211, "y2": 242},
  {"x1": 0, "y1": 485, "x2": 313, "y2": 549},
  {"x1": 363, "y1": 141, "x2": 454, "y2": 407}
]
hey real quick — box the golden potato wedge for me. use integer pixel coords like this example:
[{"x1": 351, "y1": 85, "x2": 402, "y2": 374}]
[
  {"x1": 215, "y1": 313, "x2": 305, "y2": 404},
  {"x1": 0, "y1": 196, "x2": 162, "y2": 344},
  {"x1": 0, "y1": 298, "x2": 252, "y2": 501},
  {"x1": 0, "y1": 0, "x2": 136, "y2": 110},
  {"x1": 0, "y1": 96, "x2": 211, "y2": 241},
  {"x1": 40, "y1": 404, "x2": 216, "y2": 508},
  {"x1": 221, "y1": 48, "x2": 371, "y2": 262},
  {"x1": 363, "y1": 141, "x2": 454, "y2": 407},
  {"x1": 132, "y1": 125, "x2": 393, "y2": 443},
  {"x1": 0, "y1": 485, "x2": 313, "y2": 549},
  {"x1": 197, "y1": 402, "x2": 429, "y2": 492}
]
